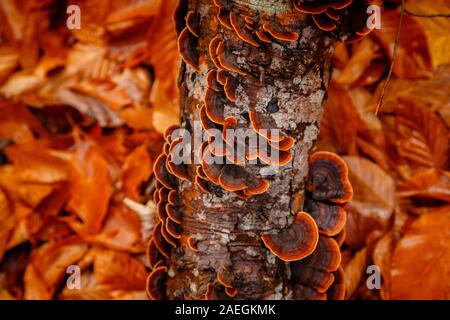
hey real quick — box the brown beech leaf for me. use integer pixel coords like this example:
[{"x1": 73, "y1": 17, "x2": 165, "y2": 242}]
[
  {"x1": 317, "y1": 86, "x2": 359, "y2": 155},
  {"x1": 0, "y1": 188, "x2": 14, "y2": 261},
  {"x1": 331, "y1": 42, "x2": 350, "y2": 70},
  {"x1": 395, "y1": 99, "x2": 449, "y2": 171},
  {"x1": 66, "y1": 142, "x2": 112, "y2": 236},
  {"x1": 59, "y1": 270, "x2": 112, "y2": 300},
  {"x1": 105, "y1": 0, "x2": 162, "y2": 25},
  {"x1": 371, "y1": 65, "x2": 450, "y2": 118},
  {"x1": 120, "y1": 144, "x2": 152, "y2": 201},
  {"x1": 391, "y1": 207, "x2": 450, "y2": 299},
  {"x1": 398, "y1": 169, "x2": 450, "y2": 202},
  {"x1": 0, "y1": 103, "x2": 45, "y2": 144},
  {"x1": 150, "y1": 79, "x2": 179, "y2": 134},
  {"x1": 56, "y1": 89, "x2": 124, "y2": 128},
  {"x1": 334, "y1": 37, "x2": 381, "y2": 86},
  {"x1": 373, "y1": 232, "x2": 396, "y2": 300},
  {"x1": 342, "y1": 156, "x2": 396, "y2": 249},
  {"x1": 4, "y1": 143, "x2": 71, "y2": 184},
  {"x1": 88, "y1": 203, "x2": 144, "y2": 253},
  {"x1": 147, "y1": 0, "x2": 180, "y2": 103},
  {"x1": 94, "y1": 249, "x2": 147, "y2": 291},
  {"x1": 24, "y1": 236, "x2": 88, "y2": 300},
  {"x1": 344, "y1": 247, "x2": 368, "y2": 299},
  {"x1": 406, "y1": 0, "x2": 450, "y2": 67},
  {"x1": 372, "y1": 9, "x2": 432, "y2": 79},
  {"x1": 0, "y1": 47, "x2": 19, "y2": 83}
]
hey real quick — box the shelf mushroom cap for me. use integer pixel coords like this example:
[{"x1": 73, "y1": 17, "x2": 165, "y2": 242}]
[
  {"x1": 146, "y1": 238, "x2": 163, "y2": 269},
  {"x1": 178, "y1": 27, "x2": 200, "y2": 71},
  {"x1": 154, "y1": 153, "x2": 177, "y2": 190},
  {"x1": 292, "y1": 266, "x2": 335, "y2": 293},
  {"x1": 261, "y1": 211, "x2": 319, "y2": 262},
  {"x1": 146, "y1": 266, "x2": 168, "y2": 300},
  {"x1": 307, "y1": 151, "x2": 353, "y2": 204},
  {"x1": 303, "y1": 197, "x2": 347, "y2": 236},
  {"x1": 326, "y1": 266, "x2": 345, "y2": 300},
  {"x1": 299, "y1": 235, "x2": 342, "y2": 272},
  {"x1": 292, "y1": 283, "x2": 327, "y2": 300}
]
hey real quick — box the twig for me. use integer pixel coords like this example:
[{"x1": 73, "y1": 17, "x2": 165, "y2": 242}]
[
  {"x1": 404, "y1": 9, "x2": 450, "y2": 18},
  {"x1": 375, "y1": 0, "x2": 405, "y2": 115}
]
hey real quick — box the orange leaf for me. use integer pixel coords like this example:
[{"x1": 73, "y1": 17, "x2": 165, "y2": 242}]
[
  {"x1": 5, "y1": 143, "x2": 71, "y2": 184},
  {"x1": 94, "y1": 249, "x2": 147, "y2": 291},
  {"x1": 398, "y1": 169, "x2": 450, "y2": 202},
  {"x1": 391, "y1": 207, "x2": 450, "y2": 299},
  {"x1": 372, "y1": 9, "x2": 432, "y2": 79},
  {"x1": 24, "y1": 236, "x2": 88, "y2": 300},
  {"x1": 66, "y1": 143, "x2": 112, "y2": 235},
  {"x1": 147, "y1": 0, "x2": 180, "y2": 102},
  {"x1": 344, "y1": 247, "x2": 367, "y2": 299},
  {"x1": 318, "y1": 86, "x2": 359, "y2": 155},
  {"x1": 395, "y1": 99, "x2": 449, "y2": 171},
  {"x1": 343, "y1": 156, "x2": 396, "y2": 250},
  {"x1": 334, "y1": 37, "x2": 381, "y2": 86},
  {"x1": 372, "y1": 232, "x2": 396, "y2": 300},
  {"x1": 120, "y1": 144, "x2": 152, "y2": 201},
  {"x1": 88, "y1": 203, "x2": 144, "y2": 253}
]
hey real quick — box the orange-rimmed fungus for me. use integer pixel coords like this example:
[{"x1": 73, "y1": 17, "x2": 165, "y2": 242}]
[{"x1": 261, "y1": 211, "x2": 319, "y2": 261}]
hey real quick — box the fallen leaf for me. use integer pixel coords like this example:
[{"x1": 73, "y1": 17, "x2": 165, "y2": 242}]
[
  {"x1": 395, "y1": 99, "x2": 449, "y2": 171},
  {"x1": 398, "y1": 169, "x2": 450, "y2": 202},
  {"x1": 24, "y1": 236, "x2": 88, "y2": 300},
  {"x1": 94, "y1": 249, "x2": 147, "y2": 291},
  {"x1": 147, "y1": 0, "x2": 180, "y2": 102},
  {"x1": 334, "y1": 37, "x2": 381, "y2": 85},
  {"x1": 343, "y1": 156, "x2": 396, "y2": 249},
  {"x1": 66, "y1": 142, "x2": 112, "y2": 235},
  {"x1": 120, "y1": 144, "x2": 152, "y2": 201},
  {"x1": 372, "y1": 9, "x2": 432, "y2": 79},
  {"x1": 88, "y1": 203, "x2": 144, "y2": 253},
  {"x1": 406, "y1": 0, "x2": 450, "y2": 67},
  {"x1": 391, "y1": 207, "x2": 450, "y2": 299},
  {"x1": 373, "y1": 232, "x2": 396, "y2": 299},
  {"x1": 317, "y1": 86, "x2": 359, "y2": 155},
  {"x1": 344, "y1": 247, "x2": 367, "y2": 299}
]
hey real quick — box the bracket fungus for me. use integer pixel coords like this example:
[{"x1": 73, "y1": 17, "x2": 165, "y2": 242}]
[
  {"x1": 185, "y1": 11, "x2": 199, "y2": 37},
  {"x1": 255, "y1": 30, "x2": 272, "y2": 43},
  {"x1": 147, "y1": 239, "x2": 163, "y2": 270},
  {"x1": 146, "y1": 266, "x2": 168, "y2": 300},
  {"x1": 306, "y1": 151, "x2": 353, "y2": 204},
  {"x1": 166, "y1": 203, "x2": 182, "y2": 224},
  {"x1": 230, "y1": 12, "x2": 260, "y2": 47},
  {"x1": 294, "y1": 0, "x2": 376, "y2": 37},
  {"x1": 262, "y1": 23, "x2": 300, "y2": 42},
  {"x1": 261, "y1": 212, "x2": 319, "y2": 262},
  {"x1": 303, "y1": 197, "x2": 347, "y2": 236},
  {"x1": 152, "y1": 221, "x2": 171, "y2": 259},
  {"x1": 178, "y1": 27, "x2": 200, "y2": 72},
  {"x1": 326, "y1": 266, "x2": 345, "y2": 300},
  {"x1": 216, "y1": 41, "x2": 248, "y2": 76}
]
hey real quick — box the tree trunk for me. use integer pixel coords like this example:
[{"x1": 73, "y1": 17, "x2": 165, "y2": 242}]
[
  {"x1": 148, "y1": 0, "x2": 365, "y2": 300},
  {"x1": 166, "y1": 0, "x2": 333, "y2": 300}
]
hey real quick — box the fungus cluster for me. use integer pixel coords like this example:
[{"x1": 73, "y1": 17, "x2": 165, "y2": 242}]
[
  {"x1": 292, "y1": 151, "x2": 352, "y2": 299},
  {"x1": 148, "y1": 0, "x2": 362, "y2": 300},
  {"x1": 146, "y1": 125, "x2": 185, "y2": 300},
  {"x1": 259, "y1": 151, "x2": 351, "y2": 299},
  {"x1": 293, "y1": 0, "x2": 376, "y2": 41},
  {"x1": 204, "y1": 271, "x2": 239, "y2": 299}
]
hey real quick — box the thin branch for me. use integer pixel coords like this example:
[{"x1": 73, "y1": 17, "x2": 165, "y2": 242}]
[
  {"x1": 404, "y1": 9, "x2": 450, "y2": 18},
  {"x1": 375, "y1": 0, "x2": 405, "y2": 115}
]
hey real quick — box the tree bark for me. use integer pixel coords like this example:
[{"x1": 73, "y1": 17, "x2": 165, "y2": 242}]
[{"x1": 164, "y1": 0, "x2": 336, "y2": 300}]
